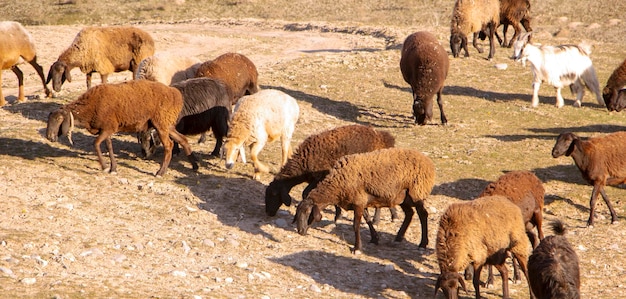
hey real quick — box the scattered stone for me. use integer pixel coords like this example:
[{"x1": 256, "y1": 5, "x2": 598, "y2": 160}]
[
  {"x1": 558, "y1": 17, "x2": 569, "y2": 23},
  {"x1": 384, "y1": 264, "x2": 395, "y2": 272},
  {"x1": 608, "y1": 19, "x2": 621, "y2": 26},
  {"x1": 202, "y1": 239, "x2": 215, "y2": 247},
  {"x1": 34, "y1": 256, "x2": 48, "y2": 267},
  {"x1": 80, "y1": 248, "x2": 104, "y2": 257},
  {"x1": 118, "y1": 178, "x2": 129, "y2": 185},
  {"x1": 274, "y1": 218, "x2": 288, "y2": 228},
  {"x1": 182, "y1": 241, "x2": 191, "y2": 255},
  {"x1": 260, "y1": 271, "x2": 271, "y2": 279},
  {"x1": 568, "y1": 22, "x2": 583, "y2": 29},
  {"x1": 226, "y1": 238, "x2": 240, "y2": 247},
  {"x1": 494, "y1": 63, "x2": 508, "y2": 70},
  {"x1": 225, "y1": 277, "x2": 234, "y2": 283},
  {"x1": 112, "y1": 254, "x2": 127, "y2": 263},
  {"x1": 578, "y1": 244, "x2": 588, "y2": 251},
  {"x1": 0, "y1": 267, "x2": 14, "y2": 277},
  {"x1": 172, "y1": 270, "x2": 187, "y2": 277},
  {"x1": 62, "y1": 253, "x2": 76, "y2": 262},
  {"x1": 429, "y1": 206, "x2": 437, "y2": 214},
  {"x1": 309, "y1": 284, "x2": 322, "y2": 293},
  {"x1": 21, "y1": 277, "x2": 36, "y2": 285},
  {"x1": 587, "y1": 23, "x2": 601, "y2": 30},
  {"x1": 235, "y1": 261, "x2": 248, "y2": 269}
]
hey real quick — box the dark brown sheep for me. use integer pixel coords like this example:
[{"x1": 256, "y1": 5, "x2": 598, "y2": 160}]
[
  {"x1": 295, "y1": 148, "x2": 435, "y2": 253},
  {"x1": 265, "y1": 124, "x2": 397, "y2": 221},
  {"x1": 496, "y1": 0, "x2": 532, "y2": 48},
  {"x1": 552, "y1": 132, "x2": 626, "y2": 226},
  {"x1": 46, "y1": 80, "x2": 198, "y2": 176},
  {"x1": 435, "y1": 195, "x2": 534, "y2": 299},
  {"x1": 46, "y1": 26, "x2": 155, "y2": 92},
  {"x1": 603, "y1": 58, "x2": 626, "y2": 111},
  {"x1": 528, "y1": 220, "x2": 580, "y2": 299},
  {"x1": 195, "y1": 52, "x2": 259, "y2": 105},
  {"x1": 400, "y1": 31, "x2": 450, "y2": 125}
]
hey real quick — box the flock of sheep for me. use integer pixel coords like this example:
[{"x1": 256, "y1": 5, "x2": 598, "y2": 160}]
[{"x1": 1, "y1": 0, "x2": 626, "y2": 298}]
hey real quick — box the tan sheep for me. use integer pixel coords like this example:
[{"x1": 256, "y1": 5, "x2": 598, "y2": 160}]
[
  {"x1": 134, "y1": 52, "x2": 202, "y2": 86},
  {"x1": 195, "y1": 52, "x2": 259, "y2": 105},
  {"x1": 450, "y1": 0, "x2": 500, "y2": 60},
  {"x1": 46, "y1": 26, "x2": 155, "y2": 92},
  {"x1": 295, "y1": 148, "x2": 435, "y2": 253},
  {"x1": 0, "y1": 21, "x2": 51, "y2": 106},
  {"x1": 435, "y1": 195, "x2": 534, "y2": 299}
]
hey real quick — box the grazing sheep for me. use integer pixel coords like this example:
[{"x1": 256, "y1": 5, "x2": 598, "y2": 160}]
[
  {"x1": 138, "y1": 77, "x2": 232, "y2": 158},
  {"x1": 470, "y1": 170, "x2": 545, "y2": 287},
  {"x1": 265, "y1": 124, "x2": 397, "y2": 220},
  {"x1": 495, "y1": 0, "x2": 532, "y2": 48},
  {"x1": 46, "y1": 26, "x2": 155, "y2": 92},
  {"x1": 223, "y1": 89, "x2": 299, "y2": 180},
  {"x1": 0, "y1": 21, "x2": 51, "y2": 106},
  {"x1": 528, "y1": 220, "x2": 580, "y2": 299},
  {"x1": 602, "y1": 58, "x2": 626, "y2": 111},
  {"x1": 400, "y1": 31, "x2": 450, "y2": 125},
  {"x1": 512, "y1": 32, "x2": 604, "y2": 108},
  {"x1": 295, "y1": 148, "x2": 435, "y2": 253},
  {"x1": 450, "y1": 0, "x2": 500, "y2": 59},
  {"x1": 551, "y1": 132, "x2": 626, "y2": 226},
  {"x1": 195, "y1": 52, "x2": 259, "y2": 105},
  {"x1": 435, "y1": 195, "x2": 533, "y2": 299},
  {"x1": 610, "y1": 89, "x2": 626, "y2": 112},
  {"x1": 46, "y1": 80, "x2": 199, "y2": 176},
  {"x1": 134, "y1": 52, "x2": 202, "y2": 85}
]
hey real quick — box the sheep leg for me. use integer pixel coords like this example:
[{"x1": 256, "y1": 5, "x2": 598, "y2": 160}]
[
  {"x1": 389, "y1": 207, "x2": 399, "y2": 221},
  {"x1": 587, "y1": 184, "x2": 604, "y2": 227},
  {"x1": 11, "y1": 66, "x2": 24, "y2": 102},
  {"x1": 531, "y1": 82, "x2": 541, "y2": 107},
  {"x1": 599, "y1": 188, "x2": 619, "y2": 224},
  {"x1": 27, "y1": 56, "x2": 52, "y2": 98},
  {"x1": 168, "y1": 126, "x2": 199, "y2": 171},
  {"x1": 436, "y1": 88, "x2": 447, "y2": 125},
  {"x1": 486, "y1": 22, "x2": 497, "y2": 60},
  {"x1": 280, "y1": 136, "x2": 292, "y2": 166},
  {"x1": 105, "y1": 137, "x2": 118, "y2": 174},
  {"x1": 512, "y1": 252, "x2": 535, "y2": 299},
  {"x1": 485, "y1": 265, "x2": 495, "y2": 288},
  {"x1": 363, "y1": 209, "x2": 379, "y2": 245},
  {"x1": 414, "y1": 200, "x2": 429, "y2": 248},
  {"x1": 555, "y1": 87, "x2": 566, "y2": 108},
  {"x1": 352, "y1": 207, "x2": 365, "y2": 253},
  {"x1": 155, "y1": 128, "x2": 174, "y2": 177},
  {"x1": 532, "y1": 209, "x2": 545, "y2": 243},
  {"x1": 500, "y1": 23, "x2": 507, "y2": 47},
  {"x1": 371, "y1": 208, "x2": 381, "y2": 225},
  {"x1": 511, "y1": 253, "x2": 522, "y2": 284},
  {"x1": 100, "y1": 73, "x2": 108, "y2": 85},
  {"x1": 0, "y1": 72, "x2": 4, "y2": 106},
  {"x1": 493, "y1": 263, "x2": 510, "y2": 299},
  {"x1": 86, "y1": 73, "x2": 93, "y2": 89},
  {"x1": 461, "y1": 35, "x2": 470, "y2": 57},
  {"x1": 472, "y1": 264, "x2": 484, "y2": 299},
  {"x1": 93, "y1": 132, "x2": 114, "y2": 173},
  {"x1": 394, "y1": 200, "x2": 414, "y2": 243},
  {"x1": 471, "y1": 32, "x2": 484, "y2": 54},
  {"x1": 250, "y1": 140, "x2": 269, "y2": 180}
]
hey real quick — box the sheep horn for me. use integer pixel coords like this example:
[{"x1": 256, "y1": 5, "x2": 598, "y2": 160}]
[{"x1": 67, "y1": 111, "x2": 74, "y2": 146}]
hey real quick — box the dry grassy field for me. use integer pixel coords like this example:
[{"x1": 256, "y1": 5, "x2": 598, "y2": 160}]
[{"x1": 1, "y1": 1, "x2": 625, "y2": 298}]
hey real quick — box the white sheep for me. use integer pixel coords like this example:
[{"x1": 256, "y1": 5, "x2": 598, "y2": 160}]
[
  {"x1": 223, "y1": 89, "x2": 300, "y2": 180},
  {"x1": 134, "y1": 52, "x2": 201, "y2": 86},
  {"x1": 450, "y1": 0, "x2": 500, "y2": 60},
  {"x1": 512, "y1": 32, "x2": 604, "y2": 108},
  {"x1": 295, "y1": 148, "x2": 436, "y2": 253},
  {"x1": 46, "y1": 26, "x2": 155, "y2": 92},
  {"x1": 0, "y1": 21, "x2": 51, "y2": 106},
  {"x1": 435, "y1": 195, "x2": 534, "y2": 299}
]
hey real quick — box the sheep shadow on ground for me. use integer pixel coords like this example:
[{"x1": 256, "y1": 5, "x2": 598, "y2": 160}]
[
  {"x1": 2, "y1": 99, "x2": 63, "y2": 123},
  {"x1": 270, "y1": 250, "x2": 438, "y2": 298},
  {"x1": 432, "y1": 178, "x2": 490, "y2": 200},
  {"x1": 528, "y1": 124, "x2": 626, "y2": 135},
  {"x1": 261, "y1": 85, "x2": 360, "y2": 122}
]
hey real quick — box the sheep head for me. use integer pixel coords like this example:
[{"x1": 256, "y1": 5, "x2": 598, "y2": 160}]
[
  {"x1": 223, "y1": 138, "x2": 244, "y2": 170},
  {"x1": 137, "y1": 128, "x2": 160, "y2": 158},
  {"x1": 434, "y1": 272, "x2": 466, "y2": 299},
  {"x1": 265, "y1": 181, "x2": 294, "y2": 217},
  {"x1": 512, "y1": 32, "x2": 532, "y2": 62},
  {"x1": 604, "y1": 87, "x2": 626, "y2": 112},
  {"x1": 413, "y1": 99, "x2": 432, "y2": 125},
  {"x1": 551, "y1": 132, "x2": 578, "y2": 158},
  {"x1": 46, "y1": 61, "x2": 72, "y2": 92},
  {"x1": 46, "y1": 108, "x2": 74, "y2": 146},
  {"x1": 449, "y1": 32, "x2": 465, "y2": 58},
  {"x1": 293, "y1": 200, "x2": 322, "y2": 235}
]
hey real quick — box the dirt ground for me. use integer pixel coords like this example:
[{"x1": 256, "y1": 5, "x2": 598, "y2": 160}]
[{"x1": 1, "y1": 19, "x2": 625, "y2": 299}]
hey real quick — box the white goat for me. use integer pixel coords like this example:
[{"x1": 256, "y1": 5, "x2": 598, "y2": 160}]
[{"x1": 512, "y1": 32, "x2": 603, "y2": 108}]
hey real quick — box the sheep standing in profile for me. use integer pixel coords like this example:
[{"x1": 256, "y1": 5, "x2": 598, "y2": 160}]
[
  {"x1": 450, "y1": 0, "x2": 500, "y2": 59},
  {"x1": 512, "y1": 32, "x2": 604, "y2": 108},
  {"x1": 0, "y1": 21, "x2": 51, "y2": 106},
  {"x1": 435, "y1": 195, "x2": 534, "y2": 299},
  {"x1": 265, "y1": 124, "x2": 397, "y2": 220},
  {"x1": 295, "y1": 148, "x2": 435, "y2": 253},
  {"x1": 46, "y1": 80, "x2": 199, "y2": 176},
  {"x1": 602, "y1": 58, "x2": 626, "y2": 111},
  {"x1": 400, "y1": 31, "x2": 449, "y2": 125},
  {"x1": 495, "y1": 0, "x2": 532, "y2": 48},
  {"x1": 195, "y1": 52, "x2": 259, "y2": 105},
  {"x1": 528, "y1": 220, "x2": 580, "y2": 299},
  {"x1": 134, "y1": 52, "x2": 201, "y2": 85},
  {"x1": 223, "y1": 89, "x2": 299, "y2": 180},
  {"x1": 551, "y1": 132, "x2": 626, "y2": 226},
  {"x1": 47, "y1": 26, "x2": 155, "y2": 92}
]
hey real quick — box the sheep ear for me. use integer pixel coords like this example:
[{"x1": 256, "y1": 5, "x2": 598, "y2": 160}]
[
  {"x1": 457, "y1": 274, "x2": 467, "y2": 292},
  {"x1": 519, "y1": 32, "x2": 532, "y2": 43},
  {"x1": 311, "y1": 205, "x2": 322, "y2": 223},
  {"x1": 565, "y1": 138, "x2": 578, "y2": 157},
  {"x1": 280, "y1": 189, "x2": 293, "y2": 206},
  {"x1": 434, "y1": 275, "x2": 443, "y2": 296},
  {"x1": 64, "y1": 66, "x2": 72, "y2": 83}
]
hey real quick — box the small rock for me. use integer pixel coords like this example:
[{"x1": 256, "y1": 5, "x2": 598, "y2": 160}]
[
  {"x1": 112, "y1": 254, "x2": 127, "y2": 263},
  {"x1": 182, "y1": 241, "x2": 191, "y2": 255},
  {"x1": 118, "y1": 178, "x2": 129, "y2": 185},
  {"x1": 80, "y1": 248, "x2": 104, "y2": 257},
  {"x1": 260, "y1": 271, "x2": 271, "y2": 279},
  {"x1": 309, "y1": 284, "x2": 322, "y2": 293},
  {"x1": 235, "y1": 261, "x2": 248, "y2": 269},
  {"x1": 226, "y1": 238, "x2": 239, "y2": 247},
  {"x1": 172, "y1": 270, "x2": 187, "y2": 277},
  {"x1": 429, "y1": 206, "x2": 437, "y2": 214},
  {"x1": 587, "y1": 23, "x2": 601, "y2": 30},
  {"x1": 568, "y1": 22, "x2": 583, "y2": 29},
  {"x1": 21, "y1": 277, "x2": 36, "y2": 285},
  {"x1": 202, "y1": 239, "x2": 215, "y2": 247},
  {"x1": 34, "y1": 256, "x2": 48, "y2": 267},
  {"x1": 0, "y1": 267, "x2": 14, "y2": 277},
  {"x1": 494, "y1": 63, "x2": 508, "y2": 70},
  {"x1": 578, "y1": 244, "x2": 587, "y2": 251},
  {"x1": 274, "y1": 218, "x2": 288, "y2": 228},
  {"x1": 225, "y1": 277, "x2": 234, "y2": 283},
  {"x1": 608, "y1": 19, "x2": 621, "y2": 26},
  {"x1": 384, "y1": 264, "x2": 395, "y2": 272}
]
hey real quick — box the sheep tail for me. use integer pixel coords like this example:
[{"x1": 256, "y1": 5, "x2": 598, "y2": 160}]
[
  {"x1": 550, "y1": 219, "x2": 567, "y2": 236},
  {"x1": 580, "y1": 65, "x2": 604, "y2": 105}
]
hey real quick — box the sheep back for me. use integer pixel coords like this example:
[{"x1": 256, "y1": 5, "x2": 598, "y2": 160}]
[
  {"x1": 603, "y1": 58, "x2": 626, "y2": 111},
  {"x1": 172, "y1": 77, "x2": 232, "y2": 120},
  {"x1": 195, "y1": 52, "x2": 259, "y2": 104},
  {"x1": 135, "y1": 53, "x2": 201, "y2": 85},
  {"x1": 0, "y1": 21, "x2": 38, "y2": 68},
  {"x1": 400, "y1": 31, "x2": 449, "y2": 125},
  {"x1": 451, "y1": 0, "x2": 500, "y2": 36},
  {"x1": 436, "y1": 195, "x2": 529, "y2": 273},
  {"x1": 265, "y1": 124, "x2": 395, "y2": 216}
]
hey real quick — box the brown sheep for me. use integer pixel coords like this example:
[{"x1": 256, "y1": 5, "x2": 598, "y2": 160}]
[
  {"x1": 295, "y1": 148, "x2": 435, "y2": 253},
  {"x1": 496, "y1": 0, "x2": 532, "y2": 48},
  {"x1": 195, "y1": 52, "x2": 259, "y2": 105},
  {"x1": 450, "y1": 0, "x2": 500, "y2": 60},
  {"x1": 46, "y1": 26, "x2": 155, "y2": 92},
  {"x1": 46, "y1": 80, "x2": 198, "y2": 176},
  {"x1": 552, "y1": 132, "x2": 626, "y2": 226},
  {"x1": 400, "y1": 31, "x2": 449, "y2": 125},
  {"x1": 603, "y1": 58, "x2": 626, "y2": 111},
  {"x1": 435, "y1": 195, "x2": 534, "y2": 299},
  {"x1": 0, "y1": 21, "x2": 51, "y2": 106}
]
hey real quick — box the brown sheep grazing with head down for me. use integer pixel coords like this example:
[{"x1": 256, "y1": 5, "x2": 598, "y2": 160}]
[
  {"x1": 46, "y1": 26, "x2": 155, "y2": 92},
  {"x1": 0, "y1": 21, "x2": 51, "y2": 105},
  {"x1": 195, "y1": 52, "x2": 259, "y2": 105},
  {"x1": 603, "y1": 58, "x2": 626, "y2": 111},
  {"x1": 400, "y1": 31, "x2": 450, "y2": 125},
  {"x1": 46, "y1": 80, "x2": 199, "y2": 177}
]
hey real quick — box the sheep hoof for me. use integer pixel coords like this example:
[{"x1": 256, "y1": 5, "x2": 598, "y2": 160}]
[
  {"x1": 351, "y1": 248, "x2": 362, "y2": 255},
  {"x1": 573, "y1": 101, "x2": 582, "y2": 108}
]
